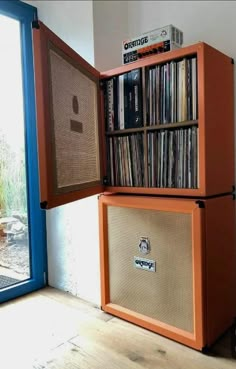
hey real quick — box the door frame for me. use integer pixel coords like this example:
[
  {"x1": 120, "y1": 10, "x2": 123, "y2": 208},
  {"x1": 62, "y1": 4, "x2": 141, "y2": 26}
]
[{"x1": 0, "y1": 0, "x2": 47, "y2": 302}]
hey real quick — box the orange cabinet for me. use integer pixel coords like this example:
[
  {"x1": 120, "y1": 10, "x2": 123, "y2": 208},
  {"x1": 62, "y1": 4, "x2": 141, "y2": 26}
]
[
  {"x1": 99, "y1": 194, "x2": 236, "y2": 351},
  {"x1": 33, "y1": 22, "x2": 234, "y2": 208}
]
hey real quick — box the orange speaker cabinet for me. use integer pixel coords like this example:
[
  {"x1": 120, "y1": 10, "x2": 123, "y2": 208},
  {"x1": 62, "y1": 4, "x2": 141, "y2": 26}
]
[
  {"x1": 99, "y1": 194, "x2": 236, "y2": 351},
  {"x1": 32, "y1": 22, "x2": 234, "y2": 209}
]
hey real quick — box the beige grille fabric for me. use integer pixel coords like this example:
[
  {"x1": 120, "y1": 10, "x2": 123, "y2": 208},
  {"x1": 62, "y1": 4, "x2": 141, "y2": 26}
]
[
  {"x1": 107, "y1": 206, "x2": 193, "y2": 333},
  {"x1": 49, "y1": 48, "x2": 100, "y2": 191}
]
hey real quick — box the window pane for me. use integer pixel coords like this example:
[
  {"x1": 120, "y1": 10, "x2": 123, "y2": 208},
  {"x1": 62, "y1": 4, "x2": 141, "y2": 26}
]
[{"x1": 0, "y1": 14, "x2": 30, "y2": 287}]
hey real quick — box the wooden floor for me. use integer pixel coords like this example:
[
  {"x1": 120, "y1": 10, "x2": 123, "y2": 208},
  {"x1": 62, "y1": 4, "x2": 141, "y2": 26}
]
[{"x1": 0, "y1": 287, "x2": 235, "y2": 369}]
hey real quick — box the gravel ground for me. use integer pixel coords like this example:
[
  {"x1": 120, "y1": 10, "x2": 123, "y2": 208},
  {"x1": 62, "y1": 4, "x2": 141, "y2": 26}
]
[{"x1": 0, "y1": 238, "x2": 30, "y2": 276}]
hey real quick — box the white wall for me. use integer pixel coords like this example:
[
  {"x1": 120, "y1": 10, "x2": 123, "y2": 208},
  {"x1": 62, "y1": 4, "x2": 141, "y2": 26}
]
[
  {"x1": 24, "y1": 0, "x2": 101, "y2": 305},
  {"x1": 127, "y1": 1, "x2": 236, "y2": 63},
  {"x1": 93, "y1": 0, "x2": 128, "y2": 71},
  {"x1": 46, "y1": 196, "x2": 100, "y2": 305},
  {"x1": 93, "y1": 1, "x2": 236, "y2": 69},
  {"x1": 26, "y1": 0, "x2": 94, "y2": 63}
]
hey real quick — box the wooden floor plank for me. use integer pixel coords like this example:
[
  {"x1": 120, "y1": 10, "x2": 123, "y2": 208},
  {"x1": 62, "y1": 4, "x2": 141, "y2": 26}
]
[
  {"x1": 38, "y1": 286, "x2": 113, "y2": 322},
  {"x1": 70, "y1": 314, "x2": 235, "y2": 369},
  {"x1": 0, "y1": 287, "x2": 235, "y2": 369}
]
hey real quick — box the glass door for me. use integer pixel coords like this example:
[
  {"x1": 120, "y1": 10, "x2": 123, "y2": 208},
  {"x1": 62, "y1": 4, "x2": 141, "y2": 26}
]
[
  {"x1": 0, "y1": 13, "x2": 31, "y2": 287},
  {"x1": 0, "y1": 1, "x2": 46, "y2": 302}
]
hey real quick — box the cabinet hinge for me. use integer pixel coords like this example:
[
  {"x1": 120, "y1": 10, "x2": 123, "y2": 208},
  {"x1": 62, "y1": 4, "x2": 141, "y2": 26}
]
[
  {"x1": 195, "y1": 200, "x2": 205, "y2": 208},
  {"x1": 40, "y1": 201, "x2": 48, "y2": 209},
  {"x1": 32, "y1": 20, "x2": 40, "y2": 29},
  {"x1": 103, "y1": 176, "x2": 109, "y2": 185},
  {"x1": 231, "y1": 58, "x2": 234, "y2": 65},
  {"x1": 99, "y1": 80, "x2": 105, "y2": 89}
]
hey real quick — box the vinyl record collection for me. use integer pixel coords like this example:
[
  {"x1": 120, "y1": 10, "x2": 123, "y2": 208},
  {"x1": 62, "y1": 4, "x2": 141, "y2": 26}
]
[
  {"x1": 106, "y1": 133, "x2": 144, "y2": 187},
  {"x1": 145, "y1": 57, "x2": 197, "y2": 125},
  {"x1": 147, "y1": 126, "x2": 198, "y2": 188},
  {"x1": 104, "y1": 56, "x2": 198, "y2": 188}
]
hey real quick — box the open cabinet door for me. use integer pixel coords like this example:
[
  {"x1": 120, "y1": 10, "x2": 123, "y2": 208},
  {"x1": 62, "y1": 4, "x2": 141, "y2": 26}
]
[{"x1": 33, "y1": 21, "x2": 104, "y2": 209}]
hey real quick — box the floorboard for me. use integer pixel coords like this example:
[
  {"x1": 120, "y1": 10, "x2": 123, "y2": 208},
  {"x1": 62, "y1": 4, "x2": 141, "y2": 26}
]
[{"x1": 0, "y1": 287, "x2": 235, "y2": 369}]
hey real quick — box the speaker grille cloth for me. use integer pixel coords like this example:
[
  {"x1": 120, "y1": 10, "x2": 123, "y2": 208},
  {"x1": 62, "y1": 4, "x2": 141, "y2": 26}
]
[
  {"x1": 107, "y1": 206, "x2": 193, "y2": 333},
  {"x1": 49, "y1": 49, "x2": 100, "y2": 190}
]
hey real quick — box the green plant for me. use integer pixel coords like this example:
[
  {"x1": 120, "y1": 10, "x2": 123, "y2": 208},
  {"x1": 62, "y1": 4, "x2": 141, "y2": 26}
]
[{"x1": 0, "y1": 130, "x2": 27, "y2": 216}]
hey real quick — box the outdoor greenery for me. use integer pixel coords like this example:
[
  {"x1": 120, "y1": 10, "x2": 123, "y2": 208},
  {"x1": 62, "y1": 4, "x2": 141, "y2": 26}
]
[{"x1": 0, "y1": 130, "x2": 27, "y2": 217}]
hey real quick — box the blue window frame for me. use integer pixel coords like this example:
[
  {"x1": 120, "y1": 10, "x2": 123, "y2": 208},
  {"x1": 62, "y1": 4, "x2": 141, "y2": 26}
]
[{"x1": 0, "y1": 0, "x2": 47, "y2": 302}]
